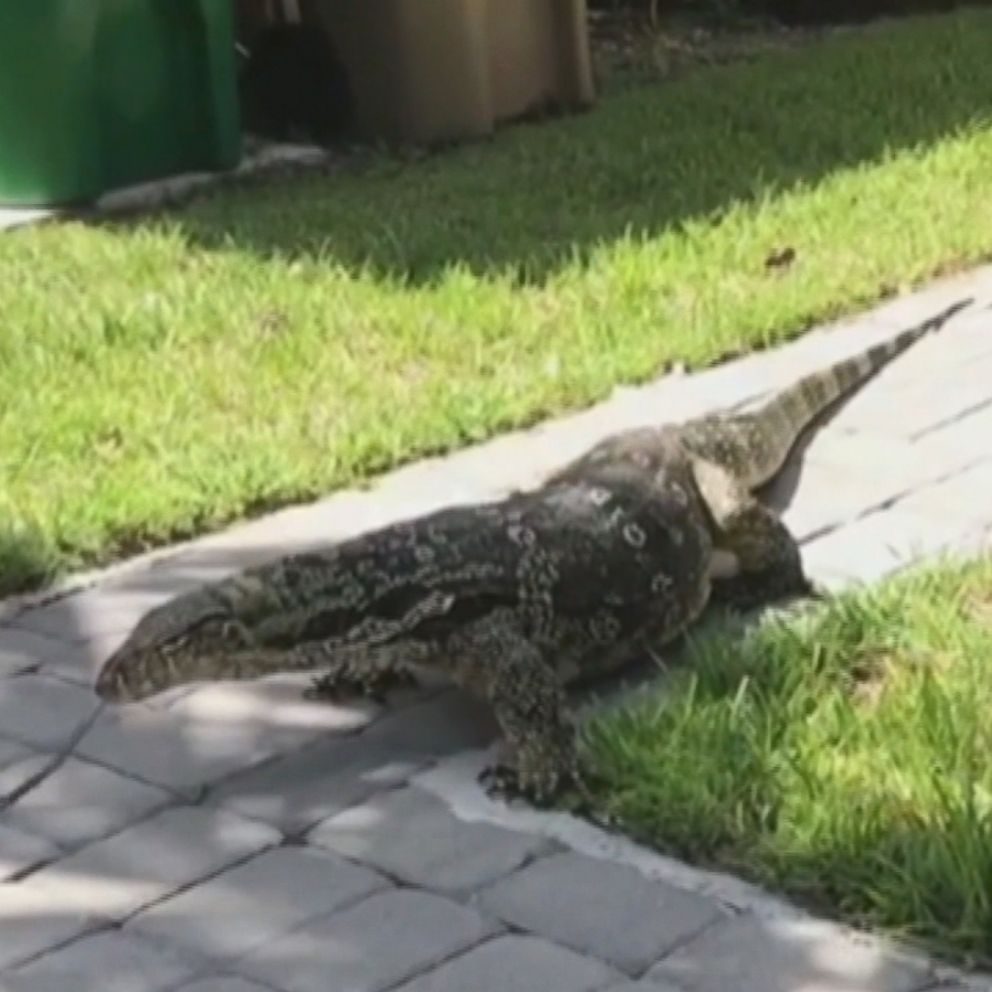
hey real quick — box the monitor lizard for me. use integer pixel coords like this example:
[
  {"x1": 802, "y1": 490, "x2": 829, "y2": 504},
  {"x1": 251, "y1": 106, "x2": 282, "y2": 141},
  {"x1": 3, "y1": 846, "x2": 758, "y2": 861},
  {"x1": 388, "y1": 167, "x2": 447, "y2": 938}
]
[{"x1": 89, "y1": 298, "x2": 971, "y2": 805}]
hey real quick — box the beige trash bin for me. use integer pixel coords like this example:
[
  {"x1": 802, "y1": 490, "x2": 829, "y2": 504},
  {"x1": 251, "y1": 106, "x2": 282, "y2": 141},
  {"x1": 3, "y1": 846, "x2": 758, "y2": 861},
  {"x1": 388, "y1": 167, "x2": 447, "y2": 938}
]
[{"x1": 311, "y1": 0, "x2": 595, "y2": 145}]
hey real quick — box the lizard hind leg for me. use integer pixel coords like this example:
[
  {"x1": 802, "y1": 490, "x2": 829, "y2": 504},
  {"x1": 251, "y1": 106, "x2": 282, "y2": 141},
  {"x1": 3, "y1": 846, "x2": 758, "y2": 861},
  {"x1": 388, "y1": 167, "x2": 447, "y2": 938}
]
[{"x1": 446, "y1": 609, "x2": 582, "y2": 806}]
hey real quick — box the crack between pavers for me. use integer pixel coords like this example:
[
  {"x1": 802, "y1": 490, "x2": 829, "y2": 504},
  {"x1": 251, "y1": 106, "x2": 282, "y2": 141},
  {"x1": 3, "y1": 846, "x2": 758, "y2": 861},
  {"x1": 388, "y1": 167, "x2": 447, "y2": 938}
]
[
  {"x1": 192, "y1": 690, "x2": 483, "y2": 842},
  {"x1": 0, "y1": 728, "x2": 41, "y2": 751},
  {"x1": 112, "y1": 924, "x2": 221, "y2": 985},
  {"x1": 484, "y1": 915, "x2": 636, "y2": 979},
  {"x1": 60, "y1": 687, "x2": 431, "y2": 807},
  {"x1": 5, "y1": 853, "x2": 63, "y2": 885},
  {"x1": 0, "y1": 624, "x2": 89, "y2": 651},
  {"x1": 1, "y1": 664, "x2": 42, "y2": 680},
  {"x1": 31, "y1": 742, "x2": 199, "y2": 802},
  {"x1": 7, "y1": 681, "x2": 451, "y2": 860},
  {"x1": 633, "y1": 910, "x2": 734, "y2": 979},
  {"x1": 161, "y1": 971, "x2": 284, "y2": 992},
  {"x1": 7, "y1": 917, "x2": 221, "y2": 986},
  {"x1": 374, "y1": 930, "x2": 505, "y2": 992},
  {"x1": 276, "y1": 770, "x2": 431, "y2": 845},
  {"x1": 112, "y1": 842, "x2": 285, "y2": 932},
  {"x1": 7, "y1": 792, "x2": 188, "y2": 883},
  {"x1": 4, "y1": 804, "x2": 286, "y2": 927},
  {"x1": 3, "y1": 917, "x2": 117, "y2": 972},
  {"x1": 304, "y1": 838, "x2": 470, "y2": 902},
  {"x1": 199, "y1": 880, "x2": 489, "y2": 992},
  {"x1": 39, "y1": 667, "x2": 102, "y2": 691},
  {"x1": 796, "y1": 455, "x2": 992, "y2": 546},
  {"x1": 312, "y1": 820, "x2": 563, "y2": 912},
  {"x1": 238, "y1": 874, "x2": 401, "y2": 951},
  {"x1": 0, "y1": 699, "x2": 109, "y2": 814},
  {"x1": 290, "y1": 758, "x2": 436, "y2": 840},
  {"x1": 369, "y1": 897, "x2": 644, "y2": 989},
  {"x1": 193, "y1": 683, "x2": 450, "y2": 808},
  {"x1": 123, "y1": 868, "x2": 395, "y2": 990},
  {"x1": 911, "y1": 395, "x2": 992, "y2": 442},
  {"x1": 467, "y1": 846, "x2": 572, "y2": 909}
]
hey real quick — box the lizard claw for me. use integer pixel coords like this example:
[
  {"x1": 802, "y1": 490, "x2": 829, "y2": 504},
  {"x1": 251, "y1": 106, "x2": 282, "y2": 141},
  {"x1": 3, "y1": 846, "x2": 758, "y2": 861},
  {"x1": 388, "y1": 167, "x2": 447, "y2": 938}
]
[
  {"x1": 478, "y1": 750, "x2": 589, "y2": 809},
  {"x1": 477, "y1": 762, "x2": 522, "y2": 802}
]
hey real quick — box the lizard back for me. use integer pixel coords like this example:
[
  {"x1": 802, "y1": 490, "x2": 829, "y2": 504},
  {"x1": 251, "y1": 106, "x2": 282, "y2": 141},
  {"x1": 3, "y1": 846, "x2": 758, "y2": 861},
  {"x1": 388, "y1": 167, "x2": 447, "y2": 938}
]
[{"x1": 216, "y1": 426, "x2": 714, "y2": 662}]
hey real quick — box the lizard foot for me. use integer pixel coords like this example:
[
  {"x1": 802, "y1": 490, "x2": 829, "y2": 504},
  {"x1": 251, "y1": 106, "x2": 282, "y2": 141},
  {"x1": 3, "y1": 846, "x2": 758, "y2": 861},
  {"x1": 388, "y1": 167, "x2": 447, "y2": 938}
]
[
  {"x1": 477, "y1": 736, "x2": 587, "y2": 808},
  {"x1": 305, "y1": 666, "x2": 418, "y2": 705},
  {"x1": 477, "y1": 762, "x2": 526, "y2": 802}
]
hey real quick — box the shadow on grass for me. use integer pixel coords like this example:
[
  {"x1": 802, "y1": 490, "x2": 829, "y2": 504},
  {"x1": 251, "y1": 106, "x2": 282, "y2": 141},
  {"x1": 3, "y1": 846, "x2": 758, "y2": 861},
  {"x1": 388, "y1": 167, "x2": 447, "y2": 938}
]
[
  {"x1": 0, "y1": 525, "x2": 60, "y2": 607},
  {"x1": 132, "y1": 9, "x2": 992, "y2": 285}
]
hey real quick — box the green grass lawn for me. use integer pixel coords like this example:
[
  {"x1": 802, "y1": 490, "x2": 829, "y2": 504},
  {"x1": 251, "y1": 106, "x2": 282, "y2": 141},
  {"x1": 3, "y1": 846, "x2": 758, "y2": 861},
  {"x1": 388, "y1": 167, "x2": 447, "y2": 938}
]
[
  {"x1": 4, "y1": 9, "x2": 992, "y2": 595},
  {"x1": 585, "y1": 556, "x2": 992, "y2": 966}
]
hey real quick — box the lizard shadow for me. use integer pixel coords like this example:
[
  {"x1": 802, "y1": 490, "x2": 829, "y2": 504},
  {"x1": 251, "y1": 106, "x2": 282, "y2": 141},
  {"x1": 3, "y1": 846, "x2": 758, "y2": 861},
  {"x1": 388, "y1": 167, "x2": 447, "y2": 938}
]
[{"x1": 756, "y1": 395, "x2": 852, "y2": 514}]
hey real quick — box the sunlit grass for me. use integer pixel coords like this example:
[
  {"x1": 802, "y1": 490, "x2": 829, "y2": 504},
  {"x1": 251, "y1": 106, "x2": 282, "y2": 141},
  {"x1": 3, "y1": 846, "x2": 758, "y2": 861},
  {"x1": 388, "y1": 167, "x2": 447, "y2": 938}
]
[
  {"x1": 586, "y1": 555, "x2": 992, "y2": 966},
  {"x1": 3, "y1": 10, "x2": 992, "y2": 593}
]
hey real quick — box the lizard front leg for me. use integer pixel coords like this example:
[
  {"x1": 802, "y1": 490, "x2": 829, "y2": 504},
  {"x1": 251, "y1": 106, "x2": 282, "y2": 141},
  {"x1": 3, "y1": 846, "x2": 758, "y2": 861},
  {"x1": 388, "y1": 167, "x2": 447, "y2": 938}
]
[
  {"x1": 446, "y1": 609, "x2": 580, "y2": 805},
  {"x1": 280, "y1": 640, "x2": 421, "y2": 703}
]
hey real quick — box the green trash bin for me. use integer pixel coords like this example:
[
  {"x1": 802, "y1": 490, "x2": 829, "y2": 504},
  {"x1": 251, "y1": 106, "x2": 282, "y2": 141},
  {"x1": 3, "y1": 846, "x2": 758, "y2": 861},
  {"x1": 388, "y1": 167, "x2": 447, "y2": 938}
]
[{"x1": 0, "y1": 0, "x2": 241, "y2": 207}]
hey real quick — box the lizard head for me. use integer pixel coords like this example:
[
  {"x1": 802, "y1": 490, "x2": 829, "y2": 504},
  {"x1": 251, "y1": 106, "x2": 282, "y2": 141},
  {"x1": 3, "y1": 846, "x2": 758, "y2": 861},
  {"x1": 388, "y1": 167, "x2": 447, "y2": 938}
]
[{"x1": 95, "y1": 590, "x2": 254, "y2": 703}]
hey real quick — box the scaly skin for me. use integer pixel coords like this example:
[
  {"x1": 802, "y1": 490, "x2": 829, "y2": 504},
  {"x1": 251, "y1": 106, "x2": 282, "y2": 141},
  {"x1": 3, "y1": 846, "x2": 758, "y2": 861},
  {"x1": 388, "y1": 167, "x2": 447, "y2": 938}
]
[
  {"x1": 97, "y1": 426, "x2": 715, "y2": 802},
  {"x1": 94, "y1": 299, "x2": 971, "y2": 801}
]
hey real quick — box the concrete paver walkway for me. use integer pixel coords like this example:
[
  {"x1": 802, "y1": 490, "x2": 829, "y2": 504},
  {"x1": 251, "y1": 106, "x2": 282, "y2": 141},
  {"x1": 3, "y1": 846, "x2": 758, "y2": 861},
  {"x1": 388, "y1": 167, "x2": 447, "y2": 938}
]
[{"x1": 1, "y1": 267, "x2": 991, "y2": 992}]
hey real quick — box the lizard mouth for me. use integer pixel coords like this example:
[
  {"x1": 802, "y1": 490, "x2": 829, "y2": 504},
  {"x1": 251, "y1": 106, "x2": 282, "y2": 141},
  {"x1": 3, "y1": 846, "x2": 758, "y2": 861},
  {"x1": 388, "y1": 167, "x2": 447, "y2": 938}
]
[
  {"x1": 94, "y1": 648, "x2": 157, "y2": 703},
  {"x1": 96, "y1": 642, "x2": 204, "y2": 702}
]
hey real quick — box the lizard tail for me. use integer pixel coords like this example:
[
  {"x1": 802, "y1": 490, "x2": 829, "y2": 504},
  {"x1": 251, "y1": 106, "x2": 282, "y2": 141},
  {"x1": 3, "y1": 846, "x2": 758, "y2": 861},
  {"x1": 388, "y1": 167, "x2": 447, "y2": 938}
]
[
  {"x1": 753, "y1": 297, "x2": 973, "y2": 451},
  {"x1": 681, "y1": 297, "x2": 973, "y2": 491}
]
